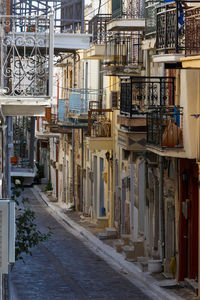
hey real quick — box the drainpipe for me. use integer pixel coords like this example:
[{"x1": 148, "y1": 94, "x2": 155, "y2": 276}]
[
  {"x1": 81, "y1": 0, "x2": 84, "y2": 34},
  {"x1": 159, "y1": 156, "x2": 165, "y2": 260},
  {"x1": 29, "y1": 117, "x2": 35, "y2": 169},
  {"x1": 7, "y1": 117, "x2": 12, "y2": 198},
  {"x1": 72, "y1": 54, "x2": 76, "y2": 207},
  {"x1": 72, "y1": 129, "x2": 75, "y2": 207},
  {"x1": 55, "y1": 73, "x2": 59, "y2": 119},
  {"x1": 81, "y1": 129, "x2": 84, "y2": 211}
]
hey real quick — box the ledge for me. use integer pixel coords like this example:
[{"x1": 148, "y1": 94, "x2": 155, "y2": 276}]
[
  {"x1": 181, "y1": 55, "x2": 200, "y2": 68},
  {"x1": 107, "y1": 18, "x2": 145, "y2": 32},
  {"x1": 152, "y1": 53, "x2": 184, "y2": 63}
]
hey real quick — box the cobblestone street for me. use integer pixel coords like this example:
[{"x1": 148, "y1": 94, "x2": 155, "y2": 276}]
[{"x1": 10, "y1": 188, "x2": 153, "y2": 300}]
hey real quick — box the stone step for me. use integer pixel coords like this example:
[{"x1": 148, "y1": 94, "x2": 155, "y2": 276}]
[
  {"x1": 184, "y1": 278, "x2": 198, "y2": 294},
  {"x1": 122, "y1": 245, "x2": 135, "y2": 261},
  {"x1": 122, "y1": 242, "x2": 145, "y2": 261},
  {"x1": 121, "y1": 234, "x2": 132, "y2": 246},
  {"x1": 113, "y1": 239, "x2": 124, "y2": 253},
  {"x1": 105, "y1": 227, "x2": 117, "y2": 239},
  {"x1": 98, "y1": 232, "x2": 108, "y2": 240}
]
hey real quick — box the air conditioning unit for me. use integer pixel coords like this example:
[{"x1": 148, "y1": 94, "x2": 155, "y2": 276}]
[
  {"x1": 110, "y1": 91, "x2": 118, "y2": 109},
  {"x1": 0, "y1": 200, "x2": 15, "y2": 274}
]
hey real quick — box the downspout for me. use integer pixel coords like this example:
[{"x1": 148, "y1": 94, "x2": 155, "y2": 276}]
[
  {"x1": 7, "y1": 117, "x2": 12, "y2": 198},
  {"x1": 72, "y1": 129, "x2": 75, "y2": 207},
  {"x1": 159, "y1": 63, "x2": 165, "y2": 261},
  {"x1": 55, "y1": 73, "x2": 59, "y2": 200},
  {"x1": 81, "y1": 129, "x2": 84, "y2": 211},
  {"x1": 55, "y1": 73, "x2": 59, "y2": 119},
  {"x1": 29, "y1": 117, "x2": 35, "y2": 169},
  {"x1": 159, "y1": 156, "x2": 165, "y2": 260},
  {"x1": 72, "y1": 53, "x2": 76, "y2": 207}
]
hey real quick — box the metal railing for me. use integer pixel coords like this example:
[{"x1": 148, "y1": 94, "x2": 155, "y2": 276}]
[
  {"x1": 185, "y1": 6, "x2": 200, "y2": 56},
  {"x1": 0, "y1": 14, "x2": 53, "y2": 97},
  {"x1": 104, "y1": 33, "x2": 142, "y2": 68},
  {"x1": 112, "y1": 0, "x2": 144, "y2": 19},
  {"x1": 120, "y1": 76, "x2": 175, "y2": 117},
  {"x1": 145, "y1": 0, "x2": 160, "y2": 39},
  {"x1": 88, "y1": 14, "x2": 112, "y2": 44},
  {"x1": 156, "y1": 2, "x2": 185, "y2": 53},
  {"x1": 88, "y1": 108, "x2": 112, "y2": 137},
  {"x1": 147, "y1": 106, "x2": 183, "y2": 148}
]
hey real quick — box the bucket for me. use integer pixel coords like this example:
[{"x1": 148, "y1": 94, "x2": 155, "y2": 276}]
[{"x1": 148, "y1": 260, "x2": 162, "y2": 273}]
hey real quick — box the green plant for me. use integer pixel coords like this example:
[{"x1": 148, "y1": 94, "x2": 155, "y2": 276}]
[
  {"x1": 45, "y1": 182, "x2": 53, "y2": 191},
  {"x1": 11, "y1": 184, "x2": 51, "y2": 263}
]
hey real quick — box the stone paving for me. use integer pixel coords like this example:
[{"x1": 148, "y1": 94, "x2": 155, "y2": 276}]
[{"x1": 10, "y1": 188, "x2": 152, "y2": 300}]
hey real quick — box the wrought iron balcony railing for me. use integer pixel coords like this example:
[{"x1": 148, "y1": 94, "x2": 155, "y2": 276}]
[
  {"x1": 0, "y1": 14, "x2": 53, "y2": 97},
  {"x1": 147, "y1": 106, "x2": 183, "y2": 149},
  {"x1": 88, "y1": 14, "x2": 112, "y2": 44},
  {"x1": 156, "y1": 2, "x2": 185, "y2": 53},
  {"x1": 120, "y1": 76, "x2": 175, "y2": 117},
  {"x1": 88, "y1": 108, "x2": 112, "y2": 138},
  {"x1": 112, "y1": 0, "x2": 144, "y2": 19},
  {"x1": 145, "y1": 0, "x2": 161, "y2": 39},
  {"x1": 185, "y1": 6, "x2": 200, "y2": 56},
  {"x1": 103, "y1": 33, "x2": 142, "y2": 70}
]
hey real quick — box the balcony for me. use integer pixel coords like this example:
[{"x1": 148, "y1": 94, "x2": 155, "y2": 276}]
[
  {"x1": 0, "y1": 15, "x2": 53, "y2": 116},
  {"x1": 86, "y1": 105, "x2": 113, "y2": 151},
  {"x1": 107, "y1": 0, "x2": 145, "y2": 32},
  {"x1": 153, "y1": 2, "x2": 186, "y2": 63},
  {"x1": 147, "y1": 106, "x2": 183, "y2": 153},
  {"x1": 56, "y1": 89, "x2": 105, "y2": 129},
  {"x1": 0, "y1": 14, "x2": 91, "y2": 116},
  {"x1": 103, "y1": 33, "x2": 142, "y2": 75},
  {"x1": 181, "y1": 7, "x2": 200, "y2": 68},
  {"x1": 119, "y1": 76, "x2": 175, "y2": 118},
  {"x1": 86, "y1": 14, "x2": 111, "y2": 59}
]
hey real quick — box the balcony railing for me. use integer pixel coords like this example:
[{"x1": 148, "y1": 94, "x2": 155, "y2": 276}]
[
  {"x1": 120, "y1": 76, "x2": 175, "y2": 117},
  {"x1": 156, "y1": 2, "x2": 185, "y2": 53},
  {"x1": 145, "y1": 0, "x2": 160, "y2": 39},
  {"x1": 0, "y1": 14, "x2": 53, "y2": 97},
  {"x1": 104, "y1": 33, "x2": 142, "y2": 69},
  {"x1": 185, "y1": 6, "x2": 200, "y2": 56},
  {"x1": 88, "y1": 108, "x2": 112, "y2": 137},
  {"x1": 88, "y1": 14, "x2": 112, "y2": 44},
  {"x1": 147, "y1": 106, "x2": 183, "y2": 149},
  {"x1": 112, "y1": 0, "x2": 144, "y2": 19}
]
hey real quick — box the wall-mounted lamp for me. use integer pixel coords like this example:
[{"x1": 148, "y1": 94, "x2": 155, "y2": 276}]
[{"x1": 105, "y1": 151, "x2": 110, "y2": 161}]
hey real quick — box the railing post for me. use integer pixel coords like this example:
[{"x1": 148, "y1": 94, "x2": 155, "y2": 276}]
[
  {"x1": 49, "y1": 9, "x2": 54, "y2": 98},
  {"x1": 175, "y1": 0, "x2": 179, "y2": 53},
  {"x1": 164, "y1": 6, "x2": 168, "y2": 53}
]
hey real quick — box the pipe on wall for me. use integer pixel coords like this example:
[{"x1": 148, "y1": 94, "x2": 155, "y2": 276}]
[{"x1": 159, "y1": 156, "x2": 165, "y2": 260}]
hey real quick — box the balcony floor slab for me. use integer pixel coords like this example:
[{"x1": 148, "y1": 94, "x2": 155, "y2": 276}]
[
  {"x1": 0, "y1": 96, "x2": 51, "y2": 116},
  {"x1": 107, "y1": 19, "x2": 145, "y2": 32},
  {"x1": 146, "y1": 145, "x2": 187, "y2": 158},
  {"x1": 152, "y1": 53, "x2": 184, "y2": 63}
]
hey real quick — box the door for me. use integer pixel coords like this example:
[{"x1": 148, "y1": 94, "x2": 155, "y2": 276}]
[{"x1": 179, "y1": 159, "x2": 198, "y2": 280}]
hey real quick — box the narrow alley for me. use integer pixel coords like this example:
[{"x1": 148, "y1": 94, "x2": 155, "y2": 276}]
[{"x1": 10, "y1": 188, "x2": 153, "y2": 300}]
